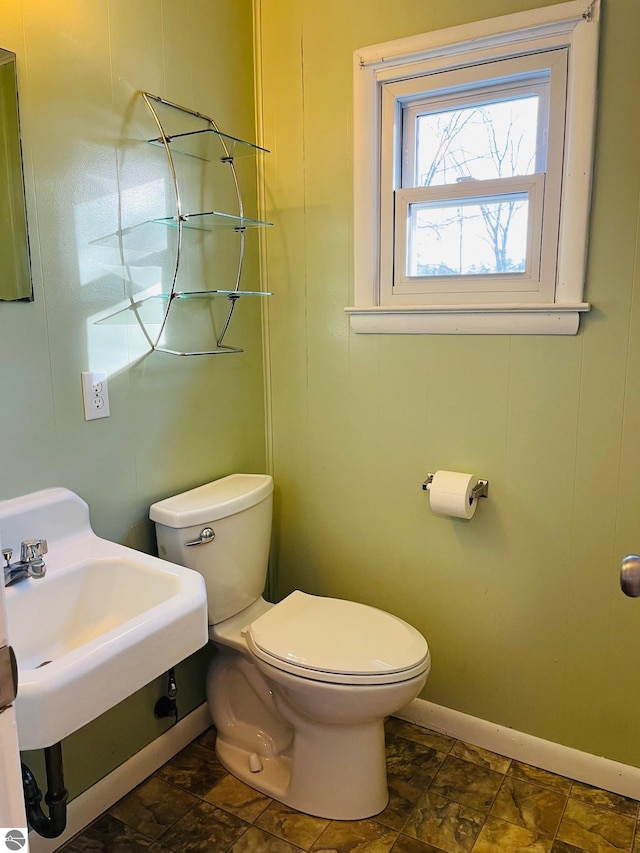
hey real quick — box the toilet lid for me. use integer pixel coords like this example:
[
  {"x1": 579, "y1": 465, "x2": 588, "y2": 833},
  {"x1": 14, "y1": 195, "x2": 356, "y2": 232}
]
[{"x1": 245, "y1": 591, "x2": 429, "y2": 684}]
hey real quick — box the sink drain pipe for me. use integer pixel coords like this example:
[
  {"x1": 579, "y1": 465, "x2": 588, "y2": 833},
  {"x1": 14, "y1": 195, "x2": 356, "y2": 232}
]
[
  {"x1": 22, "y1": 742, "x2": 68, "y2": 838},
  {"x1": 154, "y1": 667, "x2": 179, "y2": 724}
]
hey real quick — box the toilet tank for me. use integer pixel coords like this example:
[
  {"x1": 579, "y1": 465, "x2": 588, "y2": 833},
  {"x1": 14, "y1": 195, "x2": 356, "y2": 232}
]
[{"x1": 150, "y1": 474, "x2": 273, "y2": 625}]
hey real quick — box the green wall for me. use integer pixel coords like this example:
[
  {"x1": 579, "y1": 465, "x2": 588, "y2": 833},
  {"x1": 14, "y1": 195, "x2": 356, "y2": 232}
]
[
  {"x1": 4, "y1": 0, "x2": 640, "y2": 805},
  {"x1": 258, "y1": 0, "x2": 640, "y2": 768},
  {"x1": 0, "y1": 0, "x2": 266, "y2": 797}
]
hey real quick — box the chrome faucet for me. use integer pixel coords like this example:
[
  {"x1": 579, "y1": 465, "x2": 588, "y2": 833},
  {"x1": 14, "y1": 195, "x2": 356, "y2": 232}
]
[{"x1": 3, "y1": 539, "x2": 48, "y2": 586}]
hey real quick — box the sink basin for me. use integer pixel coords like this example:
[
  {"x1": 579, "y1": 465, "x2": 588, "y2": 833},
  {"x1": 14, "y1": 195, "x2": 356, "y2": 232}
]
[{"x1": 0, "y1": 487, "x2": 208, "y2": 750}]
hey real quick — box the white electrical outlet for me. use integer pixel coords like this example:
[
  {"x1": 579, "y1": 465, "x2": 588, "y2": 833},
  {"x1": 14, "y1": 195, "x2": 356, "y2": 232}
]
[{"x1": 81, "y1": 371, "x2": 110, "y2": 421}]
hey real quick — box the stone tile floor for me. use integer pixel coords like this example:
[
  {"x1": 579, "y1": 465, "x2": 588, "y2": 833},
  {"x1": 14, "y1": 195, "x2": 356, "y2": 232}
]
[{"x1": 59, "y1": 717, "x2": 640, "y2": 853}]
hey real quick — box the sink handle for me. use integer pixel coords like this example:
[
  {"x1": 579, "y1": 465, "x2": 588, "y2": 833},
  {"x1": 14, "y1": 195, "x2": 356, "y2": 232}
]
[
  {"x1": 21, "y1": 538, "x2": 48, "y2": 562},
  {"x1": 20, "y1": 538, "x2": 47, "y2": 579},
  {"x1": 184, "y1": 527, "x2": 215, "y2": 547}
]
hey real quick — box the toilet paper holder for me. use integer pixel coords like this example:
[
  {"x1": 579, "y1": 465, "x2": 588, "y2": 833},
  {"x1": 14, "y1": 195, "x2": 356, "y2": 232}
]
[{"x1": 422, "y1": 473, "x2": 489, "y2": 500}]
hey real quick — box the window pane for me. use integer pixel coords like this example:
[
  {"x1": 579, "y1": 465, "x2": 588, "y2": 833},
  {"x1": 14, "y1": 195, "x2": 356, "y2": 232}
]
[
  {"x1": 414, "y1": 95, "x2": 541, "y2": 188},
  {"x1": 407, "y1": 194, "x2": 529, "y2": 277}
]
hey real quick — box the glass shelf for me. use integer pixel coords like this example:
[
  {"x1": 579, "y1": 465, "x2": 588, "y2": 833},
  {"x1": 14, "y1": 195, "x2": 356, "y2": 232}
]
[
  {"x1": 175, "y1": 289, "x2": 274, "y2": 298},
  {"x1": 153, "y1": 211, "x2": 273, "y2": 232},
  {"x1": 95, "y1": 289, "x2": 273, "y2": 326},
  {"x1": 149, "y1": 128, "x2": 269, "y2": 162},
  {"x1": 130, "y1": 92, "x2": 273, "y2": 355}
]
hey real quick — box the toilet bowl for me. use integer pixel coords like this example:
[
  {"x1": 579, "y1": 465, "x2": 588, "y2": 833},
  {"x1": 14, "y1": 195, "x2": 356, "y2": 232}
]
[
  {"x1": 150, "y1": 474, "x2": 431, "y2": 820},
  {"x1": 209, "y1": 590, "x2": 430, "y2": 818}
]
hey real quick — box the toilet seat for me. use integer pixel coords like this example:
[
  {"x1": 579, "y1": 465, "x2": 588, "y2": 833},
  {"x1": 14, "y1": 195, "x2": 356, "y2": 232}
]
[{"x1": 243, "y1": 591, "x2": 430, "y2": 685}]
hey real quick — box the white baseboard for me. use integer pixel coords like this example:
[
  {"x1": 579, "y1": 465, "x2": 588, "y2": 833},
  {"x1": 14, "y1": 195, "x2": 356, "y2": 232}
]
[
  {"x1": 396, "y1": 698, "x2": 640, "y2": 800},
  {"x1": 29, "y1": 703, "x2": 212, "y2": 853}
]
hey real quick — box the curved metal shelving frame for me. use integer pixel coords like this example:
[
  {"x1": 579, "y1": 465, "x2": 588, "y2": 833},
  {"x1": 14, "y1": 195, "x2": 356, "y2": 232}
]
[{"x1": 141, "y1": 92, "x2": 271, "y2": 356}]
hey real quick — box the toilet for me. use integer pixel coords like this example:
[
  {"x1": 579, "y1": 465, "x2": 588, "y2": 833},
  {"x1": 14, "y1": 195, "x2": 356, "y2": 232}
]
[{"x1": 150, "y1": 473, "x2": 430, "y2": 820}]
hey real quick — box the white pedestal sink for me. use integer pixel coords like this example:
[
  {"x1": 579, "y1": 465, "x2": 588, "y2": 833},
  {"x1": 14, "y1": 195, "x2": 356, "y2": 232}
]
[{"x1": 0, "y1": 487, "x2": 208, "y2": 750}]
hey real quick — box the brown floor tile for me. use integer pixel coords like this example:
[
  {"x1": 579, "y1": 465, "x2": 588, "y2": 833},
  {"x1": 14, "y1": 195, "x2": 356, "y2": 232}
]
[
  {"x1": 228, "y1": 825, "x2": 305, "y2": 852},
  {"x1": 255, "y1": 801, "x2": 330, "y2": 849},
  {"x1": 158, "y1": 800, "x2": 248, "y2": 853},
  {"x1": 56, "y1": 717, "x2": 640, "y2": 853},
  {"x1": 429, "y1": 755, "x2": 504, "y2": 813},
  {"x1": 60, "y1": 814, "x2": 155, "y2": 851},
  {"x1": 204, "y1": 774, "x2": 271, "y2": 822},
  {"x1": 391, "y1": 834, "x2": 442, "y2": 853},
  {"x1": 310, "y1": 819, "x2": 398, "y2": 853},
  {"x1": 110, "y1": 776, "x2": 200, "y2": 840},
  {"x1": 385, "y1": 718, "x2": 407, "y2": 736},
  {"x1": 570, "y1": 782, "x2": 638, "y2": 819},
  {"x1": 385, "y1": 732, "x2": 447, "y2": 788},
  {"x1": 386, "y1": 718, "x2": 456, "y2": 754},
  {"x1": 451, "y1": 742, "x2": 511, "y2": 774},
  {"x1": 404, "y1": 791, "x2": 486, "y2": 853},
  {"x1": 194, "y1": 725, "x2": 217, "y2": 753},
  {"x1": 490, "y1": 776, "x2": 567, "y2": 837},
  {"x1": 556, "y1": 798, "x2": 635, "y2": 853},
  {"x1": 472, "y1": 815, "x2": 553, "y2": 852},
  {"x1": 509, "y1": 762, "x2": 573, "y2": 796},
  {"x1": 155, "y1": 742, "x2": 227, "y2": 798},
  {"x1": 375, "y1": 774, "x2": 425, "y2": 831}
]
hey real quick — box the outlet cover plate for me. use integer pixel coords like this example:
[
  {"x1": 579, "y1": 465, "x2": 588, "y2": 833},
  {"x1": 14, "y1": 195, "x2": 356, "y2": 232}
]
[{"x1": 81, "y1": 371, "x2": 110, "y2": 421}]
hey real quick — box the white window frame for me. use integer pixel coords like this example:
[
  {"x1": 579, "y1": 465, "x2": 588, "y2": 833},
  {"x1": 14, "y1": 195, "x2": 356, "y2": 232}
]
[
  {"x1": 346, "y1": 0, "x2": 600, "y2": 335},
  {"x1": 388, "y1": 52, "x2": 565, "y2": 301},
  {"x1": 394, "y1": 176, "x2": 545, "y2": 295}
]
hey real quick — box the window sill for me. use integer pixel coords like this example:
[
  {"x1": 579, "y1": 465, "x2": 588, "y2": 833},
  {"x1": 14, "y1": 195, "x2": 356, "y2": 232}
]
[{"x1": 344, "y1": 303, "x2": 591, "y2": 335}]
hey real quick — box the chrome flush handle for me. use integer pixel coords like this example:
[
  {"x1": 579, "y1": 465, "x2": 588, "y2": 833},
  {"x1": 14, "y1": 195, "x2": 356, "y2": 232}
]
[{"x1": 184, "y1": 527, "x2": 215, "y2": 546}]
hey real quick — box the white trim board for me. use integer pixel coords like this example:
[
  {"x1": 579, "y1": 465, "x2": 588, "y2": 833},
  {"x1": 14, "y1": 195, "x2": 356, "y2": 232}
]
[
  {"x1": 29, "y1": 703, "x2": 212, "y2": 853},
  {"x1": 350, "y1": 0, "x2": 600, "y2": 336},
  {"x1": 397, "y1": 698, "x2": 640, "y2": 800}
]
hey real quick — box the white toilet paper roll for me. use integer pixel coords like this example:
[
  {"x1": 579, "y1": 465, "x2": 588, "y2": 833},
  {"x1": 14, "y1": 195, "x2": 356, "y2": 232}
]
[{"x1": 428, "y1": 470, "x2": 477, "y2": 519}]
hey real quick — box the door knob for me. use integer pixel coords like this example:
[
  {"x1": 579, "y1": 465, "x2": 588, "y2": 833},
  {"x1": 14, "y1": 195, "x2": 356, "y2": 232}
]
[{"x1": 620, "y1": 555, "x2": 640, "y2": 597}]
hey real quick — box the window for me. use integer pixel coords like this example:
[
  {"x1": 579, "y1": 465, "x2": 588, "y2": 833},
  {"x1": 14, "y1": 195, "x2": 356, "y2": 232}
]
[{"x1": 347, "y1": 0, "x2": 600, "y2": 335}]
